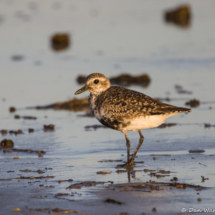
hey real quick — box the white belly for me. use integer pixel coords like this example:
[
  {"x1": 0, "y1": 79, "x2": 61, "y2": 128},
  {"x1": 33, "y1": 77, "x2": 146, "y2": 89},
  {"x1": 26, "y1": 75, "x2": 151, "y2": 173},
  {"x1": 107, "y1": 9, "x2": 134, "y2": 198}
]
[{"x1": 124, "y1": 113, "x2": 178, "y2": 131}]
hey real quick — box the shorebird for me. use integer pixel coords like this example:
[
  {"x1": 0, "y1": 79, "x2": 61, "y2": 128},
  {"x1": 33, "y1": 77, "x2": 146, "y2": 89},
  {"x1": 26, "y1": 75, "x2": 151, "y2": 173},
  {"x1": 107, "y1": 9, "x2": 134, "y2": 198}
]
[{"x1": 75, "y1": 73, "x2": 190, "y2": 167}]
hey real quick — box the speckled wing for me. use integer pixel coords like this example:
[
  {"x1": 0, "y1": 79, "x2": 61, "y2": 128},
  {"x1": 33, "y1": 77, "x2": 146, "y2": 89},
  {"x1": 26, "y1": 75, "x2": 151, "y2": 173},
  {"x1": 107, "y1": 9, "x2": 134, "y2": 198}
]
[{"x1": 97, "y1": 86, "x2": 190, "y2": 130}]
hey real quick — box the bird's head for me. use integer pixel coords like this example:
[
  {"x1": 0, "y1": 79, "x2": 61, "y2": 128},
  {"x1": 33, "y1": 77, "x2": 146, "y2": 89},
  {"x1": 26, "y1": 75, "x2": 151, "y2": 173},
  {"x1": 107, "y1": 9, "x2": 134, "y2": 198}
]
[{"x1": 75, "y1": 73, "x2": 111, "y2": 96}]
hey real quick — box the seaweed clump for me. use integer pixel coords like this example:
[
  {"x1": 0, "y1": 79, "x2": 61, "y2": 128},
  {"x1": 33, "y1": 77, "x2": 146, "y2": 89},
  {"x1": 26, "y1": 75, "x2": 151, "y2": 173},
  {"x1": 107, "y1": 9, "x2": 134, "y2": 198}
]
[
  {"x1": 34, "y1": 97, "x2": 90, "y2": 112},
  {"x1": 164, "y1": 5, "x2": 191, "y2": 28},
  {"x1": 185, "y1": 99, "x2": 200, "y2": 108},
  {"x1": 51, "y1": 33, "x2": 70, "y2": 51},
  {"x1": 0, "y1": 139, "x2": 14, "y2": 148}
]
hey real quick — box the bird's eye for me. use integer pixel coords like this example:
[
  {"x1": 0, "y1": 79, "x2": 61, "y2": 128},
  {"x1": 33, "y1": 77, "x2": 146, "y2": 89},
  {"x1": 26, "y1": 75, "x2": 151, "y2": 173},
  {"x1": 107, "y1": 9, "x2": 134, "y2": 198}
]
[{"x1": 94, "y1": 79, "x2": 99, "y2": 84}]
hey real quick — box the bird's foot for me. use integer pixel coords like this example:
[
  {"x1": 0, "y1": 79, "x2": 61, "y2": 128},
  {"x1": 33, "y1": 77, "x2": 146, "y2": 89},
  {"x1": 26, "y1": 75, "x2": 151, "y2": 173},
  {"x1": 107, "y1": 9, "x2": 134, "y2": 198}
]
[{"x1": 116, "y1": 161, "x2": 135, "y2": 169}]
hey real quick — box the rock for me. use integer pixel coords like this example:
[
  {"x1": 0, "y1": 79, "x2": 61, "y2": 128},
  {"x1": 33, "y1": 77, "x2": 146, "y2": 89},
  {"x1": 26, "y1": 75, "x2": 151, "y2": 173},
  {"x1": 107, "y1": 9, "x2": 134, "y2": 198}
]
[
  {"x1": 51, "y1": 33, "x2": 70, "y2": 51},
  {"x1": 0, "y1": 139, "x2": 14, "y2": 148}
]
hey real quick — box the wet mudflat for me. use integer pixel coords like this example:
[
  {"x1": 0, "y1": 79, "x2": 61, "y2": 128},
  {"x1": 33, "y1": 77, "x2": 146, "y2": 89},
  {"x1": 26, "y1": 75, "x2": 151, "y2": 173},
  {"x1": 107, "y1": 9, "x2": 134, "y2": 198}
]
[{"x1": 1, "y1": 0, "x2": 215, "y2": 215}]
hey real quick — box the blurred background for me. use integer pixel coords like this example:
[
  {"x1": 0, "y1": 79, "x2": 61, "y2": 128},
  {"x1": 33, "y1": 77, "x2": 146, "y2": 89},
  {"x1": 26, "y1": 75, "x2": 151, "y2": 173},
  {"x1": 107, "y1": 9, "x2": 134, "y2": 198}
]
[
  {"x1": 1, "y1": 0, "x2": 215, "y2": 110},
  {"x1": 1, "y1": 1, "x2": 215, "y2": 212}
]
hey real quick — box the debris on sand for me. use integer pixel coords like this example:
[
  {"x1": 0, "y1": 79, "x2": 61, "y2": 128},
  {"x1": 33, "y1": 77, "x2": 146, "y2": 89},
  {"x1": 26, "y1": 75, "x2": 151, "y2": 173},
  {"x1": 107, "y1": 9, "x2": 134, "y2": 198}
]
[
  {"x1": 158, "y1": 123, "x2": 177, "y2": 128},
  {"x1": 98, "y1": 159, "x2": 123, "y2": 163},
  {"x1": 11, "y1": 55, "x2": 24, "y2": 61},
  {"x1": 14, "y1": 115, "x2": 37, "y2": 120},
  {"x1": 97, "y1": 171, "x2": 112, "y2": 175},
  {"x1": 77, "y1": 73, "x2": 151, "y2": 88},
  {"x1": 0, "y1": 139, "x2": 14, "y2": 148},
  {"x1": 189, "y1": 149, "x2": 205, "y2": 153},
  {"x1": 114, "y1": 182, "x2": 205, "y2": 193},
  {"x1": 54, "y1": 193, "x2": 69, "y2": 198},
  {"x1": 51, "y1": 33, "x2": 70, "y2": 51},
  {"x1": 14, "y1": 175, "x2": 54, "y2": 180},
  {"x1": 20, "y1": 169, "x2": 46, "y2": 174},
  {"x1": 77, "y1": 111, "x2": 94, "y2": 117},
  {"x1": 201, "y1": 176, "x2": 209, "y2": 182},
  {"x1": 76, "y1": 75, "x2": 86, "y2": 84},
  {"x1": 116, "y1": 170, "x2": 127, "y2": 174},
  {"x1": 175, "y1": 85, "x2": 192, "y2": 94},
  {"x1": 28, "y1": 128, "x2": 34, "y2": 133},
  {"x1": 149, "y1": 171, "x2": 170, "y2": 178},
  {"x1": 9, "y1": 130, "x2": 23, "y2": 135},
  {"x1": 1, "y1": 130, "x2": 7, "y2": 135},
  {"x1": 12, "y1": 208, "x2": 21, "y2": 212},
  {"x1": 170, "y1": 177, "x2": 178, "y2": 182},
  {"x1": 164, "y1": 5, "x2": 191, "y2": 28},
  {"x1": 85, "y1": 124, "x2": 105, "y2": 131},
  {"x1": 105, "y1": 198, "x2": 123, "y2": 205},
  {"x1": 9, "y1": 107, "x2": 16, "y2": 113},
  {"x1": 110, "y1": 74, "x2": 151, "y2": 87},
  {"x1": 44, "y1": 124, "x2": 55, "y2": 131},
  {"x1": 185, "y1": 99, "x2": 200, "y2": 108},
  {"x1": 4, "y1": 148, "x2": 46, "y2": 155},
  {"x1": 28, "y1": 208, "x2": 80, "y2": 214},
  {"x1": 152, "y1": 207, "x2": 157, "y2": 212},
  {"x1": 56, "y1": 179, "x2": 73, "y2": 183},
  {"x1": 204, "y1": 123, "x2": 215, "y2": 128},
  {"x1": 50, "y1": 208, "x2": 81, "y2": 214},
  {"x1": 66, "y1": 181, "x2": 113, "y2": 189},
  {"x1": 33, "y1": 97, "x2": 90, "y2": 112}
]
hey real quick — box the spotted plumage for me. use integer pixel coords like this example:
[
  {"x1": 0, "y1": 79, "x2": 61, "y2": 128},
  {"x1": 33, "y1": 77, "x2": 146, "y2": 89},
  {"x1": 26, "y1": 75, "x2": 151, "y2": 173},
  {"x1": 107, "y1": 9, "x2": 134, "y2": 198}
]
[{"x1": 75, "y1": 73, "x2": 190, "y2": 167}]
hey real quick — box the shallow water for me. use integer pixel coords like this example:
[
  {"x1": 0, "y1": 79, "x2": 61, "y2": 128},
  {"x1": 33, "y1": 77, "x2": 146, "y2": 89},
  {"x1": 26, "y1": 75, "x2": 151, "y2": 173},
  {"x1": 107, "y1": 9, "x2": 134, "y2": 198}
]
[{"x1": 1, "y1": 0, "x2": 215, "y2": 214}]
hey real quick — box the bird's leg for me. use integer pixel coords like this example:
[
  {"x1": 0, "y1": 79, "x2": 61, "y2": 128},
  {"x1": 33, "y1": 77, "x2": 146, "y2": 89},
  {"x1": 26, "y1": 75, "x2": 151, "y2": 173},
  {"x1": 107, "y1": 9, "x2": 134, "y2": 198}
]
[
  {"x1": 123, "y1": 131, "x2": 130, "y2": 165},
  {"x1": 116, "y1": 131, "x2": 134, "y2": 168},
  {"x1": 130, "y1": 130, "x2": 144, "y2": 163}
]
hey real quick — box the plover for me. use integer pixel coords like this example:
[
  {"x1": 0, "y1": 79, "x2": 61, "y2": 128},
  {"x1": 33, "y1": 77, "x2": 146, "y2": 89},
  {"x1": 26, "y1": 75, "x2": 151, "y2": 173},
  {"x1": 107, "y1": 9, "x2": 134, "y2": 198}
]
[{"x1": 75, "y1": 73, "x2": 190, "y2": 167}]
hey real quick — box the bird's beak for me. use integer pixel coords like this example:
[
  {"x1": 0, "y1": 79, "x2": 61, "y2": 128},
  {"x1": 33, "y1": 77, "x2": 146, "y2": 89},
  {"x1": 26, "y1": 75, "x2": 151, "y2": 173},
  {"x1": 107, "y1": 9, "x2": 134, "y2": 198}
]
[{"x1": 75, "y1": 85, "x2": 88, "y2": 95}]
